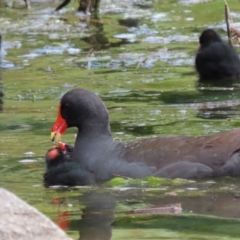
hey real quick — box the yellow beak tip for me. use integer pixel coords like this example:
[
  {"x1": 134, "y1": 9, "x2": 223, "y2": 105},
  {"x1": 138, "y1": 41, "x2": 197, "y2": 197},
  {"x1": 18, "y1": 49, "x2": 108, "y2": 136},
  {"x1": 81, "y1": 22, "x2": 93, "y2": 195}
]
[{"x1": 50, "y1": 131, "x2": 62, "y2": 142}]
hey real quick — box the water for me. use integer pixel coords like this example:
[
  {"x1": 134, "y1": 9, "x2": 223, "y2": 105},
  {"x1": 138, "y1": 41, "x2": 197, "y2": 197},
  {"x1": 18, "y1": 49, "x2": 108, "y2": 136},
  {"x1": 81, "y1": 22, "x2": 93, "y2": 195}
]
[{"x1": 1, "y1": 0, "x2": 240, "y2": 239}]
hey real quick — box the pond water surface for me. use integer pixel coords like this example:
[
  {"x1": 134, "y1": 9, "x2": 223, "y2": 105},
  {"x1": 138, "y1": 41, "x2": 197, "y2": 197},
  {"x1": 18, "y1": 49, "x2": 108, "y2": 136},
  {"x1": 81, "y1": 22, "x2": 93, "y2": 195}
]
[{"x1": 1, "y1": 0, "x2": 240, "y2": 239}]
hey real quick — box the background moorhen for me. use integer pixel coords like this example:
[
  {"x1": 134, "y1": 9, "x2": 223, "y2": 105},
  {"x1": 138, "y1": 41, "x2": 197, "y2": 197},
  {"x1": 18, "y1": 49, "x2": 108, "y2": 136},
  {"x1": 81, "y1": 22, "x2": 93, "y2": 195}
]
[
  {"x1": 47, "y1": 88, "x2": 240, "y2": 186},
  {"x1": 195, "y1": 28, "x2": 240, "y2": 85}
]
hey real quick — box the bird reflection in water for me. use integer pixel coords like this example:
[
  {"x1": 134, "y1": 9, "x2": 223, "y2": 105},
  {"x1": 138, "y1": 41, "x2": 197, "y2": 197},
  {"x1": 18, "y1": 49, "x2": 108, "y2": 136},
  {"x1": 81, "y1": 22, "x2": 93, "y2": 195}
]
[{"x1": 52, "y1": 190, "x2": 115, "y2": 240}]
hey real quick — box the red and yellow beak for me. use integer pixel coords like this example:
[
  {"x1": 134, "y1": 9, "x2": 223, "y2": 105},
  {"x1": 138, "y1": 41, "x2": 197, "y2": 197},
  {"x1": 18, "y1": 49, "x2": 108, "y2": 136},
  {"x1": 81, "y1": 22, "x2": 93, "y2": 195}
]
[{"x1": 51, "y1": 104, "x2": 67, "y2": 142}]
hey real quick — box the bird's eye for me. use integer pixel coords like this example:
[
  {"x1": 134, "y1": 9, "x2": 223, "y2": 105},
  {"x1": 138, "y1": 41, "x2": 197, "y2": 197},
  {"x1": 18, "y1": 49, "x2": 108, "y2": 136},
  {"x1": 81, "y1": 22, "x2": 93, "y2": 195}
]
[{"x1": 62, "y1": 103, "x2": 69, "y2": 109}]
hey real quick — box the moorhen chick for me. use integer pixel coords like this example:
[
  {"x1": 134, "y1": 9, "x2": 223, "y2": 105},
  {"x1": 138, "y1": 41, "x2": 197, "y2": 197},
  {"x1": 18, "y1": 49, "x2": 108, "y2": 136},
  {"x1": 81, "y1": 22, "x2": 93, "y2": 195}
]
[
  {"x1": 47, "y1": 88, "x2": 240, "y2": 186},
  {"x1": 195, "y1": 28, "x2": 240, "y2": 85},
  {"x1": 44, "y1": 142, "x2": 95, "y2": 186}
]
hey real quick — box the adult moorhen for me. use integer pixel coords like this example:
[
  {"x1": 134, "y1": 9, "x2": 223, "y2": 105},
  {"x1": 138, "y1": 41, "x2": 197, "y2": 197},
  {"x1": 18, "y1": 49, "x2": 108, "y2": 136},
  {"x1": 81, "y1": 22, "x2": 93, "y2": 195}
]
[
  {"x1": 47, "y1": 88, "x2": 240, "y2": 186},
  {"x1": 195, "y1": 28, "x2": 240, "y2": 85}
]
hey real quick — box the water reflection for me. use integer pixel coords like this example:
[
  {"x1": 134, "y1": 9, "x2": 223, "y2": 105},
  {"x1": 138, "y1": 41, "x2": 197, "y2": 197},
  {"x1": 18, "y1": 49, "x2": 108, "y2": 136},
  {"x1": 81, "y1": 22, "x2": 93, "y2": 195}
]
[
  {"x1": 81, "y1": 13, "x2": 139, "y2": 50},
  {"x1": 81, "y1": 12, "x2": 109, "y2": 50},
  {"x1": 197, "y1": 106, "x2": 240, "y2": 119},
  {"x1": 197, "y1": 79, "x2": 240, "y2": 88},
  {"x1": 196, "y1": 87, "x2": 240, "y2": 119},
  {"x1": 54, "y1": 189, "x2": 115, "y2": 240},
  {"x1": 77, "y1": 190, "x2": 115, "y2": 240},
  {"x1": 52, "y1": 186, "x2": 240, "y2": 239}
]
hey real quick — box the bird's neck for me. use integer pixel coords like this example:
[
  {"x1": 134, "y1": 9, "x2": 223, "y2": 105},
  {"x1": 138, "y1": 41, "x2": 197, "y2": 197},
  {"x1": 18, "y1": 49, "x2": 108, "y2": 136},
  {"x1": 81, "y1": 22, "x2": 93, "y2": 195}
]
[{"x1": 73, "y1": 123, "x2": 115, "y2": 167}]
